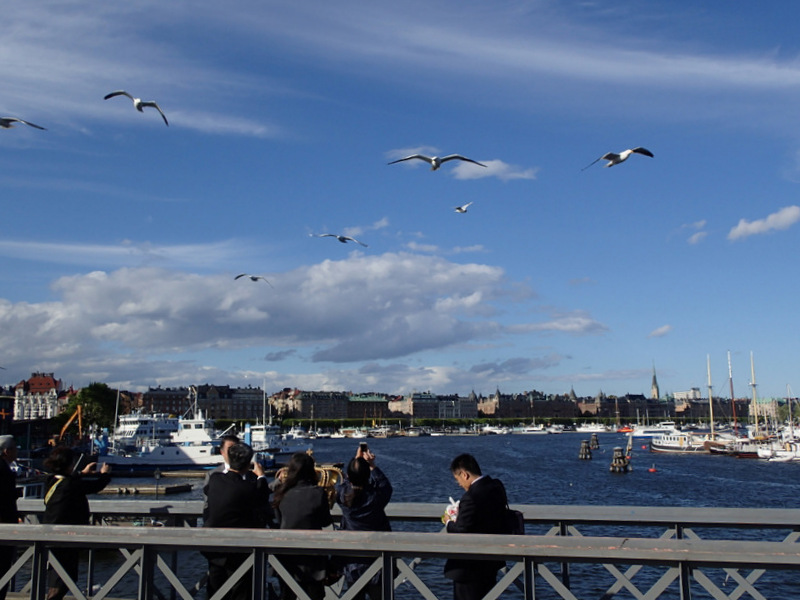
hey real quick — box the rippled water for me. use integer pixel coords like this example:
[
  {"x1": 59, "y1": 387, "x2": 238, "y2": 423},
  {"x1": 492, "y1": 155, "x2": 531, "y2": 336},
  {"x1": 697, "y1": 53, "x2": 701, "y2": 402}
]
[{"x1": 103, "y1": 432, "x2": 800, "y2": 599}]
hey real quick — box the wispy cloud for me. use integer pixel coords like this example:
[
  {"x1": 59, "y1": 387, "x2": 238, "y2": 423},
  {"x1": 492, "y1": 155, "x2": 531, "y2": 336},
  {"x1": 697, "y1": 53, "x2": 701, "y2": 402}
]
[
  {"x1": 648, "y1": 324, "x2": 672, "y2": 338},
  {"x1": 452, "y1": 159, "x2": 538, "y2": 181},
  {"x1": 727, "y1": 205, "x2": 800, "y2": 241}
]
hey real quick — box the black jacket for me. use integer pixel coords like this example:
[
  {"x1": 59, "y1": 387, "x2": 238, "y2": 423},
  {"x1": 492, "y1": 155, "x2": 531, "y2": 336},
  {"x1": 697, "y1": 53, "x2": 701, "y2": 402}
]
[
  {"x1": 203, "y1": 470, "x2": 272, "y2": 529},
  {"x1": 43, "y1": 473, "x2": 111, "y2": 525},
  {"x1": 0, "y1": 460, "x2": 18, "y2": 524},
  {"x1": 335, "y1": 466, "x2": 392, "y2": 532},
  {"x1": 444, "y1": 475, "x2": 508, "y2": 582}
]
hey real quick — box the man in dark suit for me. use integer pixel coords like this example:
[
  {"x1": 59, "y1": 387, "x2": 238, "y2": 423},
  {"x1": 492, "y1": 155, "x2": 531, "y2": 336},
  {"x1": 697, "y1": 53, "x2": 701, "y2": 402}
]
[
  {"x1": 0, "y1": 435, "x2": 19, "y2": 600},
  {"x1": 203, "y1": 442, "x2": 272, "y2": 600},
  {"x1": 443, "y1": 453, "x2": 508, "y2": 600}
]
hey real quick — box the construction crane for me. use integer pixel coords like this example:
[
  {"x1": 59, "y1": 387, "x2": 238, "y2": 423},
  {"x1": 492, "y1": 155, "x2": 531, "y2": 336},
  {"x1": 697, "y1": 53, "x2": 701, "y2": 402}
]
[{"x1": 58, "y1": 405, "x2": 83, "y2": 442}]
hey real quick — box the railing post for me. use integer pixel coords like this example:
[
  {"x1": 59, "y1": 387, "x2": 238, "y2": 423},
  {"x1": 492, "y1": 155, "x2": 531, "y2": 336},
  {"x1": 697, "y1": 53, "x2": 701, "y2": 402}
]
[
  {"x1": 524, "y1": 557, "x2": 535, "y2": 600},
  {"x1": 252, "y1": 548, "x2": 266, "y2": 600},
  {"x1": 31, "y1": 542, "x2": 49, "y2": 600},
  {"x1": 558, "y1": 521, "x2": 570, "y2": 590},
  {"x1": 138, "y1": 545, "x2": 155, "y2": 600},
  {"x1": 382, "y1": 552, "x2": 394, "y2": 600}
]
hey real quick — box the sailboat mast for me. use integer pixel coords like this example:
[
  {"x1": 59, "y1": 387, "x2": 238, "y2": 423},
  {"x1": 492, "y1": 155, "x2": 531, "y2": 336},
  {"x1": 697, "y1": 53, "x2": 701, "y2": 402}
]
[
  {"x1": 707, "y1": 355, "x2": 715, "y2": 439},
  {"x1": 750, "y1": 351, "x2": 760, "y2": 438},
  {"x1": 728, "y1": 351, "x2": 738, "y2": 434}
]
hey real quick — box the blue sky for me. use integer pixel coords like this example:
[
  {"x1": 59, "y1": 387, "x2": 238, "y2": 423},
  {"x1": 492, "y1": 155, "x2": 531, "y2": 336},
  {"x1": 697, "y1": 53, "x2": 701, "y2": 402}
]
[{"x1": 1, "y1": 1, "x2": 799, "y2": 399}]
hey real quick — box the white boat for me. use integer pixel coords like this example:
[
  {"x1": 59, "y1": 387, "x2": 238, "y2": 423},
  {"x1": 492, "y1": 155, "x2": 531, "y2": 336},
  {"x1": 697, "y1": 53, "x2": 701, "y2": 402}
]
[
  {"x1": 649, "y1": 432, "x2": 709, "y2": 453},
  {"x1": 482, "y1": 424, "x2": 512, "y2": 435},
  {"x1": 516, "y1": 424, "x2": 548, "y2": 434},
  {"x1": 576, "y1": 423, "x2": 609, "y2": 433},
  {"x1": 546, "y1": 424, "x2": 564, "y2": 434},
  {"x1": 111, "y1": 411, "x2": 179, "y2": 450},
  {"x1": 244, "y1": 422, "x2": 312, "y2": 458},
  {"x1": 630, "y1": 421, "x2": 679, "y2": 438}
]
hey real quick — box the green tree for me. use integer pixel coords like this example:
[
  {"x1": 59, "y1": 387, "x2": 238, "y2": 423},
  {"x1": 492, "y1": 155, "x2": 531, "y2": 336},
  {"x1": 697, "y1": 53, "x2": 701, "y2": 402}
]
[{"x1": 51, "y1": 382, "x2": 118, "y2": 433}]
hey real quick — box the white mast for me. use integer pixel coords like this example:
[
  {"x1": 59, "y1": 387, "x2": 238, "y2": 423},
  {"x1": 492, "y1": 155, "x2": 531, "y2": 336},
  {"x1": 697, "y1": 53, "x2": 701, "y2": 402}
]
[
  {"x1": 707, "y1": 355, "x2": 715, "y2": 439},
  {"x1": 750, "y1": 352, "x2": 760, "y2": 438}
]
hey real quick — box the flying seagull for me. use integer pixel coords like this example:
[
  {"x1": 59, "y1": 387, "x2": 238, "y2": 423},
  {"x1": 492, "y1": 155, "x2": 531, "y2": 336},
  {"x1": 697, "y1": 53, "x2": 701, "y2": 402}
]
[
  {"x1": 388, "y1": 154, "x2": 487, "y2": 171},
  {"x1": 235, "y1": 273, "x2": 273, "y2": 287},
  {"x1": 311, "y1": 233, "x2": 368, "y2": 247},
  {"x1": 454, "y1": 202, "x2": 473, "y2": 213},
  {"x1": 0, "y1": 117, "x2": 46, "y2": 130},
  {"x1": 582, "y1": 147, "x2": 653, "y2": 171},
  {"x1": 104, "y1": 90, "x2": 169, "y2": 126}
]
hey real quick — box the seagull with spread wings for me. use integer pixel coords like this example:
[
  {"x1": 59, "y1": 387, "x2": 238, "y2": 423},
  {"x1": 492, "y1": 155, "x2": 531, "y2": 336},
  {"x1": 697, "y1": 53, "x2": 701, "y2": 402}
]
[
  {"x1": 311, "y1": 233, "x2": 368, "y2": 247},
  {"x1": 0, "y1": 117, "x2": 46, "y2": 130},
  {"x1": 454, "y1": 202, "x2": 473, "y2": 213},
  {"x1": 104, "y1": 90, "x2": 169, "y2": 126},
  {"x1": 388, "y1": 153, "x2": 486, "y2": 171},
  {"x1": 235, "y1": 273, "x2": 273, "y2": 287},
  {"x1": 582, "y1": 147, "x2": 653, "y2": 170}
]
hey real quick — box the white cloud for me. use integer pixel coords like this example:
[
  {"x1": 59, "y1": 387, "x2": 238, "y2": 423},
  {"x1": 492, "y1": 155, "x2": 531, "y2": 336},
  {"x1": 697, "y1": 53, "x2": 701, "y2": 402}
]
[
  {"x1": 687, "y1": 231, "x2": 708, "y2": 245},
  {"x1": 648, "y1": 324, "x2": 672, "y2": 338},
  {"x1": 508, "y1": 310, "x2": 608, "y2": 336},
  {"x1": 451, "y1": 159, "x2": 538, "y2": 181},
  {"x1": 727, "y1": 205, "x2": 800, "y2": 241}
]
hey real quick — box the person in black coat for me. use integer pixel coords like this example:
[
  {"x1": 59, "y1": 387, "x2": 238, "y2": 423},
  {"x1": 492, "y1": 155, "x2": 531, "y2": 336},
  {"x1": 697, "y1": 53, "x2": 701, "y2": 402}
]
[
  {"x1": 0, "y1": 436, "x2": 19, "y2": 600},
  {"x1": 43, "y1": 446, "x2": 111, "y2": 600},
  {"x1": 272, "y1": 452, "x2": 332, "y2": 600},
  {"x1": 443, "y1": 453, "x2": 508, "y2": 600},
  {"x1": 203, "y1": 442, "x2": 271, "y2": 600},
  {"x1": 335, "y1": 445, "x2": 393, "y2": 600}
]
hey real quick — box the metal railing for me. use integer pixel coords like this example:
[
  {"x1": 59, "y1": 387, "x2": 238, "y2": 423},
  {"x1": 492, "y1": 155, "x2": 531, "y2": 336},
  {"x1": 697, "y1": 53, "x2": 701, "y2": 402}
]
[{"x1": 1, "y1": 500, "x2": 798, "y2": 600}]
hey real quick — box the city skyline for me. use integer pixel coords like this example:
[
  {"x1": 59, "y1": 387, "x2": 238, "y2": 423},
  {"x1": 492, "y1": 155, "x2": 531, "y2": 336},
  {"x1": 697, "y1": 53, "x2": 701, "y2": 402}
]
[{"x1": 1, "y1": 3, "x2": 799, "y2": 399}]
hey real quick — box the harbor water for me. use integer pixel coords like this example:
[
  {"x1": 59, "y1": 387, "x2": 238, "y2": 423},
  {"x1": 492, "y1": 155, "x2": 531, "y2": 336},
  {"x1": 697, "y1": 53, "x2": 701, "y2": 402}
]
[{"x1": 97, "y1": 432, "x2": 800, "y2": 598}]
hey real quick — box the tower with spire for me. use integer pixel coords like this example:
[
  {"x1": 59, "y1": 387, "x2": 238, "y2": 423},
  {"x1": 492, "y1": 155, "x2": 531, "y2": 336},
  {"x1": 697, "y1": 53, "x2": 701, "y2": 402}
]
[{"x1": 650, "y1": 363, "x2": 660, "y2": 400}]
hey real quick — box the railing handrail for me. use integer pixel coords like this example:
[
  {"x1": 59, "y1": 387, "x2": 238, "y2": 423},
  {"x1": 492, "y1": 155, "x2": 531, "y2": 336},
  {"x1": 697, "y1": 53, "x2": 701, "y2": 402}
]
[
  {"x1": 0, "y1": 524, "x2": 798, "y2": 568},
  {"x1": 17, "y1": 499, "x2": 800, "y2": 529}
]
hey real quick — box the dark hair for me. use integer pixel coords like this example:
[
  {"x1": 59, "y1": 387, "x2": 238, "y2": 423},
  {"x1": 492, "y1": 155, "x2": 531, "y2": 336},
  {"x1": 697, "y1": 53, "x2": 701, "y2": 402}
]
[
  {"x1": 343, "y1": 457, "x2": 370, "y2": 507},
  {"x1": 44, "y1": 446, "x2": 76, "y2": 475},
  {"x1": 450, "y1": 453, "x2": 482, "y2": 476},
  {"x1": 272, "y1": 452, "x2": 316, "y2": 507},
  {"x1": 227, "y1": 442, "x2": 254, "y2": 472},
  {"x1": 220, "y1": 434, "x2": 240, "y2": 445}
]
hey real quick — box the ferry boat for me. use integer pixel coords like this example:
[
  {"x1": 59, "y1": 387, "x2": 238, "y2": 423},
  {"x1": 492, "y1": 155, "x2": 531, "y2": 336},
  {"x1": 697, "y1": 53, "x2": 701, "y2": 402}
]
[
  {"x1": 650, "y1": 432, "x2": 709, "y2": 454},
  {"x1": 516, "y1": 424, "x2": 548, "y2": 434},
  {"x1": 244, "y1": 422, "x2": 312, "y2": 458},
  {"x1": 576, "y1": 423, "x2": 610, "y2": 433},
  {"x1": 630, "y1": 421, "x2": 679, "y2": 438},
  {"x1": 100, "y1": 406, "x2": 227, "y2": 471},
  {"x1": 111, "y1": 411, "x2": 179, "y2": 450}
]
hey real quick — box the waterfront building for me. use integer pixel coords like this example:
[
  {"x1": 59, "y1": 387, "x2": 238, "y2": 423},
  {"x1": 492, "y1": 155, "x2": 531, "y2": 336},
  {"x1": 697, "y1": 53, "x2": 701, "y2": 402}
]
[
  {"x1": 347, "y1": 392, "x2": 393, "y2": 421},
  {"x1": 269, "y1": 388, "x2": 349, "y2": 420},
  {"x1": 142, "y1": 386, "x2": 191, "y2": 415},
  {"x1": 13, "y1": 372, "x2": 65, "y2": 421}
]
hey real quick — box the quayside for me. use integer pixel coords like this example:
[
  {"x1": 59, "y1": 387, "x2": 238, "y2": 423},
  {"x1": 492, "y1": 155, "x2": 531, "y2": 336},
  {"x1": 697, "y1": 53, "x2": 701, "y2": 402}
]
[{"x1": 1, "y1": 499, "x2": 798, "y2": 600}]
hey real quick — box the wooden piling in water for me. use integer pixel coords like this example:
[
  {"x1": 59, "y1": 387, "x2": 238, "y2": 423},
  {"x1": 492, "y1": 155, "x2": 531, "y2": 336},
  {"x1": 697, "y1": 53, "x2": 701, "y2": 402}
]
[
  {"x1": 609, "y1": 446, "x2": 630, "y2": 473},
  {"x1": 590, "y1": 432, "x2": 600, "y2": 449},
  {"x1": 578, "y1": 439, "x2": 592, "y2": 460}
]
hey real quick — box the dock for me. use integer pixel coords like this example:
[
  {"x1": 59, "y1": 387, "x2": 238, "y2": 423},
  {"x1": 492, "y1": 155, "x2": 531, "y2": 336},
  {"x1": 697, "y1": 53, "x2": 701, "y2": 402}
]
[{"x1": 100, "y1": 483, "x2": 192, "y2": 495}]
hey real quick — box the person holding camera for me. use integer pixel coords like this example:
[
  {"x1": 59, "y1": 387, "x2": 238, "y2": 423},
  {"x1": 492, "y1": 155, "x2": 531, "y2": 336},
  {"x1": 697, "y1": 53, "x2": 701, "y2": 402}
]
[
  {"x1": 335, "y1": 443, "x2": 393, "y2": 600},
  {"x1": 442, "y1": 453, "x2": 508, "y2": 600},
  {"x1": 203, "y1": 442, "x2": 271, "y2": 600},
  {"x1": 42, "y1": 446, "x2": 112, "y2": 600}
]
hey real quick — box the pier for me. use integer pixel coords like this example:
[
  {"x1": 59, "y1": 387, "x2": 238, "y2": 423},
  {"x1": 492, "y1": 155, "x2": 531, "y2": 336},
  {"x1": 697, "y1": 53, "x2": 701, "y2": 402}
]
[{"x1": 0, "y1": 500, "x2": 797, "y2": 599}]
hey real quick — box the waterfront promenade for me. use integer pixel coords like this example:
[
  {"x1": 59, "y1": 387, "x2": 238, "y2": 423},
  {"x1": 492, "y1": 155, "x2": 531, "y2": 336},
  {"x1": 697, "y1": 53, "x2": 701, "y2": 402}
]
[{"x1": 1, "y1": 499, "x2": 798, "y2": 600}]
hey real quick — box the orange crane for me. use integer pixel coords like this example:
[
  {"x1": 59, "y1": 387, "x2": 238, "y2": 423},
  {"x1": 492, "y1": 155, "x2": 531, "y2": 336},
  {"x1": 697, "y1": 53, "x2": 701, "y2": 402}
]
[{"x1": 58, "y1": 405, "x2": 83, "y2": 442}]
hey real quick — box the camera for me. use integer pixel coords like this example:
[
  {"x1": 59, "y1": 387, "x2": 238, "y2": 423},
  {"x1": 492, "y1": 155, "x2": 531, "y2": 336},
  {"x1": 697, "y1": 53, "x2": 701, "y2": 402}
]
[{"x1": 359, "y1": 442, "x2": 369, "y2": 452}]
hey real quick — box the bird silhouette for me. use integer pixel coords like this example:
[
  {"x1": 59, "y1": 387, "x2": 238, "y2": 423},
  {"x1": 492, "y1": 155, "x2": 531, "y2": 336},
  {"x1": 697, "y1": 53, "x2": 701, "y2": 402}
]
[
  {"x1": 0, "y1": 117, "x2": 46, "y2": 130},
  {"x1": 582, "y1": 147, "x2": 653, "y2": 170},
  {"x1": 234, "y1": 273, "x2": 273, "y2": 287},
  {"x1": 311, "y1": 233, "x2": 368, "y2": 247},
  {"x1": 454, "y1": 202, "x2": 473, "y2": 213},
  {"x1": 388, "y1": 153, "x2": 486, "y2": 171},
  {"x1": 104, "y1": 90, "x2": 169, "y2": 126}
]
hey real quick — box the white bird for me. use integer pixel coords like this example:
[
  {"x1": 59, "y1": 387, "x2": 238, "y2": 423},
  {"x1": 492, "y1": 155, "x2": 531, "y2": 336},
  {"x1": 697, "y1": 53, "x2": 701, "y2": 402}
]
[
  {"x1": 454, "y1": 202, "x2": 473, "y2": 213},
  {"x1": 582, "y1": 147, "x2": 653, "y2": 170},
  {"x1": 311, "y1": 233, "x2": 368, "y2": 247},
  {"x1": 388, "y1": 153, "x2": 487, "y2": 171},
  {"x1": 0, "y1": 117, "x2": 45, "y2": 130},
  {"x1": 104, "y1": 90, "x2": 169, "y2": 126},
  {"x1": 235, "y1": 273, "x2": 273, "y2": 287}
]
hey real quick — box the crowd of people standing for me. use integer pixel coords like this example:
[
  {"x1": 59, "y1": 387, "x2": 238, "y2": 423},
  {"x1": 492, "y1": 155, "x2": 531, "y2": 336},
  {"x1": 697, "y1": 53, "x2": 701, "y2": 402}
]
[{"x1": 0, "y1": 433, "x2": 515, "y2": 600}]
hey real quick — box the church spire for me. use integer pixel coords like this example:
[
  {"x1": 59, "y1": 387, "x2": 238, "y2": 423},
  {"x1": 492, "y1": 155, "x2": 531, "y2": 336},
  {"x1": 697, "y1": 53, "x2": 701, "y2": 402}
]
[{"x1": 651, "y1": 362, "x2": 660, "y2": 399}]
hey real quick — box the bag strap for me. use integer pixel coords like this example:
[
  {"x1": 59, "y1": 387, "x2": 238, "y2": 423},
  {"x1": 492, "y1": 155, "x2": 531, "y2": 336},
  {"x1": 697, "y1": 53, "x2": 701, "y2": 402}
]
[{"x1": 44, "y1": 475, "x2": 66, "y2": 505}]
